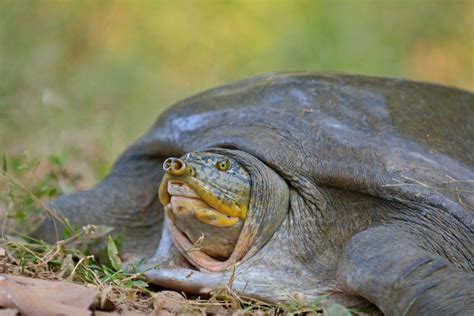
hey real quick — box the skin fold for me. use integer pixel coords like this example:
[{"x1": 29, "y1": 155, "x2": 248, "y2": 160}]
[{"x1": 34, "y1": 73, "x2": 474, "y2": 315}]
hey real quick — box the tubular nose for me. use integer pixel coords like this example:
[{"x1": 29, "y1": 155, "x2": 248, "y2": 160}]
[{"x1": 163, "y1": 157, "x2": 187, "y2": 175}]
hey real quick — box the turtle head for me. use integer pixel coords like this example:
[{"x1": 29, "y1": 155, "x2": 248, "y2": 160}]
[
  {"x1": 156, "y1": 149, "x2": 287, "y2": 274},
  {"x1": 149, "y1": 148, "x2": 291, "y2": 300},
  {"x1": 158, "y1": 152, "x2": 251, "y2": 260}
]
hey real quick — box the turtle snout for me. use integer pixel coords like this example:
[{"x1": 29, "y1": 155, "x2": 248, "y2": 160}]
[{"x1": 163, "y1": 157, "x2": 193, "y2": 176}]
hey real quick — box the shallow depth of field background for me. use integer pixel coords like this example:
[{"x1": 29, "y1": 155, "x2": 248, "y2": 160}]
[{"x1": 1, "y1": 0, "x2": 473, "y2": 186}]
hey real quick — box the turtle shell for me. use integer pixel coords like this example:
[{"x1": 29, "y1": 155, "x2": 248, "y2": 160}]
[{"x1": 133, "y1": 72, "x2": 473, "y2": 231}]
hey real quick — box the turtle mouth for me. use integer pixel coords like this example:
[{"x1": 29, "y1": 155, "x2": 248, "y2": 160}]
[
  {"x1": 159, "y1": 178, "x2": 244, "y2": 261},
  {"x1": 160, "y1": 179, "x2": 242, "y2": 228}
]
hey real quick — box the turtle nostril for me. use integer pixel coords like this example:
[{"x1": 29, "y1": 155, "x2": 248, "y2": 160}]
[
  {"x1": 163, "y1": 157, "x2": 187, "y2": 175},
  {"x1": 163, "y1": 158, "x2": 174, "y2": 172},
  {"x1": 172, "y1": 159, "x2": 185, "y2": 171}
]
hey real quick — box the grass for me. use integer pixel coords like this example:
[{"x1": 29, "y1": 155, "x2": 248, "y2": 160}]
[
  {"x1": 0, "y1": 152, "x2": 356, "y2": 315},
  {"x1": 0, "y1": 228, "x2": 157, "y2": 312},
  {"x1": 0, "y1": 152, "x2": 159, "y2": 312}
]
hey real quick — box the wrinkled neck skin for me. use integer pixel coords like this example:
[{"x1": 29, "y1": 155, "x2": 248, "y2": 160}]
[
  {"x1": 142, "y1": 74, "x2": 472, "y2": 306},
  {"x1": 146, "y1": 145, "x2": 472, "y2": 307},
  {"x1": 148, "y1": 147, "x2": 376, "y2": 305}
]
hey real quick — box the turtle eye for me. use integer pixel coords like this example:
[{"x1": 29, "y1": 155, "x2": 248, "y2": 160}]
[{"x1": 215, "y1": 159, "x2": 230, "y2": 171}]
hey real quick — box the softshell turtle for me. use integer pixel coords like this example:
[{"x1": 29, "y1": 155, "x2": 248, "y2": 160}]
[{"x1": 35, "y1": 73, "x2": 473, "y2": 315}]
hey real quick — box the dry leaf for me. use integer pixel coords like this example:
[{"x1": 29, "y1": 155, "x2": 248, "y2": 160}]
[
  {"x1": 154, "y1": 291, "x2": 193, "y2": 315},
  {"x1": 0, "y1": 274, "x2": 98, "y2": 315},
  {"x1": 154, "y1": 291, "x2": 184, "y2": 312}
]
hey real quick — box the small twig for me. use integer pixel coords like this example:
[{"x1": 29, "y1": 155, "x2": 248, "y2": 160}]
[
  {"x1": 383, "y1": 176, "x2": 474, "y2": 193},
  {"x1": 69, "y1": 255, "x2": 94, "y2": 280},
  {"x1": 185, "y1": 234, "x2": 204, "y2": 253}
]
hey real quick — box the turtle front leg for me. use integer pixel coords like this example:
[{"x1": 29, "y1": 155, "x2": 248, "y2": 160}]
[
  {"x1": 337, "y1": 225, "x2": 474, "y2": 315},
  {"x1": 34, "y1": 154, "x2": 166, "y2": 258}
]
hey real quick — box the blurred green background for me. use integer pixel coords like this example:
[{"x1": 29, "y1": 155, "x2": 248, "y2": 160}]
[{"x1": 1, "y1": 0, "x2": 473, "y2": 185}]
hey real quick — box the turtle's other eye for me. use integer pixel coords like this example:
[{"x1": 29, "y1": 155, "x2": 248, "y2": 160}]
[{"x1": 215, "y1": 159, "x2": 230, "y2": 171}]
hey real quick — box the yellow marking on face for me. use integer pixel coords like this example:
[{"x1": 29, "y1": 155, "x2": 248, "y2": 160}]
[
  {"x1": 194, "y1": 208, "x2": 240, "y2": 227},
  {"x1": 158, "y1": 173, "x2": 171, "y2": 205},
  {"x1": 189, "y1": 182, "x2": 248, "y2": 220}
]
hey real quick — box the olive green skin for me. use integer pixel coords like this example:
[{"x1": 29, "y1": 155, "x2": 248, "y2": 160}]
[
  {"x1": 35, "y1": 73, "x2": 474, "y2": 315},
  {"x1": 161, "y1": 152, "x2": 251, "y2": 220},
  {"x1": 160, "y1": 152, "x2": 250, "y2": 259}
]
